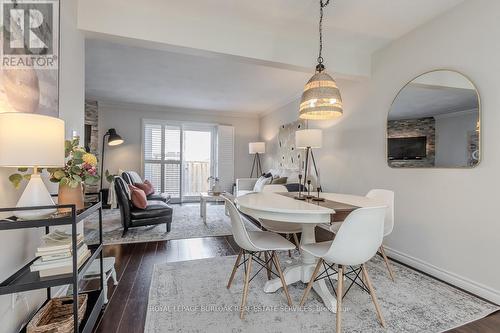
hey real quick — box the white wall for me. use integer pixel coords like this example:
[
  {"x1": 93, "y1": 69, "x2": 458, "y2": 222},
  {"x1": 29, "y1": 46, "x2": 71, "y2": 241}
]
[
  {"x1": 98, "y1": 101, "x2": 260, "y2": 188},
  {"x1": 260, "y1": 0, "x2": 500, "y2": 303},
  {"x1": 0, "y1": 0, "x2": 85, "y2": 332}
]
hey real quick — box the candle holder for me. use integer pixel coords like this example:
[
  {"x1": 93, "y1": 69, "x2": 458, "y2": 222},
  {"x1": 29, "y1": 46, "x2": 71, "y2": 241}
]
[
  {"x1": 294, "y1": 174, "x2": 306, "y2": 200},
  {"x1": 305, "y1": 179, "x2": 313, "y2": 199},
  {"x1": 312, "y1": 186, "x2": 325, "y2": 202}
]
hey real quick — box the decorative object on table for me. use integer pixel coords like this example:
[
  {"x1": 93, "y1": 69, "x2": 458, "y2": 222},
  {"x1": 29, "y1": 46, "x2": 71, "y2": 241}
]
[
  {"x1": 27, "y1": 294, "x2": 87, "y2": 333},
  {"x1": 312, "y1": 171, "x2": 325, "y2": 201},
  {"x1": 100, "y1": 128, "x2": 124, "y2": 190},
  {"x1": 294, "y1": 174, "x2": 306, "y2": 200},
  {"x1": 295, "y1": 129, "x2": 322, "y2": 192},
  {"x1": 277, "y1": 120, "x2": 304, "y2": 169},
  {"x1": 44, "y1": 138, "x2": 100, "y2": 212},
  {"x1": 207, "y1": 176, "x2": 222, "y2": 195},
  {"x1": 299, "y1": 0, "x2": 343, "y2": 120},
  {"x1": 306, "y1": 180, "x2": 312, "y2": 199},
  {"x1": 31, "y1": 230, "x2": 91, "y2": 277},
  {"x1": 249, "y1": 142, "x2": 265, "y2": 177},
  {"x1": 0, "y1": 113, "x2": 65, "y2": 219}
]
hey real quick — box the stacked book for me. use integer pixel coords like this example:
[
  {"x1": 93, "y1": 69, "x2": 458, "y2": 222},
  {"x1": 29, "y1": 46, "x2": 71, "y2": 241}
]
[{"x1": 30, "y1": 230, "x2": 91, "y2": 277}]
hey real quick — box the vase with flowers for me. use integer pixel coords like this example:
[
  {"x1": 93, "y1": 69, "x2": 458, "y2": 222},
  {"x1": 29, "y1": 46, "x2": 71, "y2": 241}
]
[{"x1": 49, "y1": 138, "x2": 100, "y2": 211}]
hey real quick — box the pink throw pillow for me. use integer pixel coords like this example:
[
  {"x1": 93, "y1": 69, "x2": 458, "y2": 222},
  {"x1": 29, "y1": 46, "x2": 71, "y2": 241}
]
[
  {"x1": 134, "y1": 180, "x2": 155, "y2": 196},
  {"x1": 128, "y1": 185, "x2": 148, "y2": 209}
]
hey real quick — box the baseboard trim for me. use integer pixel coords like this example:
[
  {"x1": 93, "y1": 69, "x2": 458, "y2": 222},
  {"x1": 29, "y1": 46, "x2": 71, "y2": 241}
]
[{"x1": 384, "y1": 246, "x2": 500, "y2": 305}]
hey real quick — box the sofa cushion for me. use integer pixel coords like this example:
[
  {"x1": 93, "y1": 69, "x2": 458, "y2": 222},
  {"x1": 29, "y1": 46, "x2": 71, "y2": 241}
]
[
  {"x1": 130, "y1": 200, "x2": 172, "y2": 219},
  {"x1": 129, "y1": 185, "x2": 148, "y2": 209},
  {"x1": 271, "y1": 177, "x2": 288, "y2": 184},
  {"x1": 147, "y1": 192, "x2": 171, "y2": 203},
  {"x1": 135, "y1": 180, "x2": 155, "y2": 196},
  {"x1": 253, "y1": 176, "x2": 272, "y2": 192}
]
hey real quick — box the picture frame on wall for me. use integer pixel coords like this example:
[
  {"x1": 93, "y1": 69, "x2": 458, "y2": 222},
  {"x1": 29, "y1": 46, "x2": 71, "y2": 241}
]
[{"x1": 0, "y1": 0, "x2": 60, "y2": 116}]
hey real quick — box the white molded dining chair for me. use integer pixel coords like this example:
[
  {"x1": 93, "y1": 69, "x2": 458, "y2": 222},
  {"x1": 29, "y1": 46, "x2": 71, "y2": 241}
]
[
  {"x1": 300, "y1": 206, "x2": 387, "y2": 332},
  {"x1": 366, "y1": 189, "x2": 395, "y2": 281},
  {"x1": 328, "y1": 189, "x2": 395, "y2": 281},
  {"x1": 224, "y1": 198, "x2": 295, "y2": 319},
  {"x1": 260, "y1": 185, "x2": 302, "y2": 258}
]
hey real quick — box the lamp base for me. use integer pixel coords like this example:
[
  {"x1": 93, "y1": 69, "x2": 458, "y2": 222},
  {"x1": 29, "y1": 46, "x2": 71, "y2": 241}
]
[{"x1": 15, "y1": 174, "x2": 57, "y2": 220}]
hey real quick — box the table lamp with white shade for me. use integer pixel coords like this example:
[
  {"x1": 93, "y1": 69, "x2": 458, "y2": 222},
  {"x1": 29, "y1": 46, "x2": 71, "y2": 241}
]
[
  {"x1": 249, "y1": 142, "x2": 265, "y2": 177},
  {"x1": 0, "y1": 113, "x2": 65, "y2": 219},
  {"x1": 295, "y1": 129, "x2": 322, "y2": 197}
]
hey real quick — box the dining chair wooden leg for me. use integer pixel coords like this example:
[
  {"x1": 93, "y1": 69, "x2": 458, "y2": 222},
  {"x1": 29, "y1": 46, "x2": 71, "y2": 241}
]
[
  {"x1": 292, "y1": 233, "x2": 301, "y2": 254},
  {"x1": 240, "y1": 254, "x2": 253, "y2": 319},
  {"x1": 361, "y1": 264, "x2": 386, "y2": 328},
  {"x1": 272, "y1": 251, "x2": 293, "y2": 306},
  {"x1": 299, "y1": 258, "x2": 323, "y2": 306},
  {"x1": 379, "y1": 245, "x2": 395, "y2": 282},
  {"x1": 227, "y1": 249, "x2": 243, "y2": 289},
  {"x1": 264, "y1": 251, "x2": 272, "y2": 280},
  {"x1": 336, "y1": 265, "x2": 344, "y2": 333}
]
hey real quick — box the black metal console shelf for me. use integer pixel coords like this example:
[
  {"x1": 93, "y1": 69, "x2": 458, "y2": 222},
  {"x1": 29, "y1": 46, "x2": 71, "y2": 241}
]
[{"x1": 0, "y1": 200, "x2": 104, "y2": 333}]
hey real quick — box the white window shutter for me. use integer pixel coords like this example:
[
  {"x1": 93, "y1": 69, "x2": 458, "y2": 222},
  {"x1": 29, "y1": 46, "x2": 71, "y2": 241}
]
[{"x1": 216, "y1": 125, "x2": 235, "y2": 193}]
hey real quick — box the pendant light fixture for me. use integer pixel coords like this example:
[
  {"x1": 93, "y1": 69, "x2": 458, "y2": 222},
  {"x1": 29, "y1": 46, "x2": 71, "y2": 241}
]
[{"x1": 299, "y1": 0, "x2": 343, "y2": 120}]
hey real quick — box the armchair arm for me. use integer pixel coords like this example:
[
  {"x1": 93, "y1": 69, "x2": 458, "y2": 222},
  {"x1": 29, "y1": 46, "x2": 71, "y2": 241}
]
[{"x1": 236, "y1": 178, "x2": 258, "y2": 193}]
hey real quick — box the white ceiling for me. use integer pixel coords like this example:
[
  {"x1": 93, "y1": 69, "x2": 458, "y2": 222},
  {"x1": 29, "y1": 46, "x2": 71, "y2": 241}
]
[
  {"x1": 389, "y1": 84, "x2": 479, "y2": 120},
  {"x1": 85, "y1": 0, "x2": 465, "y2": 114},
  {"x1": 85, "y1": 39, "x2": 310, "y2": 114}
]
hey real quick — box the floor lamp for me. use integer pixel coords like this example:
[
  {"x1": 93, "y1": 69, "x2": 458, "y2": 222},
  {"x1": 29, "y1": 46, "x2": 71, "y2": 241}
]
[
  {"x1": 295, "y1": 129, "x2": 322, "y2": 197},
  {"x1": 100, "y1": 128, "x2": 124, "y2": 190},
  {"x1": 249, "y1": 142, "x2": 265, "y2": 178}
]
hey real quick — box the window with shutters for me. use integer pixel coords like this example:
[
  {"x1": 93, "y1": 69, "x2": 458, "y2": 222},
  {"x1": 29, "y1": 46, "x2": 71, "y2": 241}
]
[{"x1": 142, "y1": 120, "x2": 233, "y2": 202}]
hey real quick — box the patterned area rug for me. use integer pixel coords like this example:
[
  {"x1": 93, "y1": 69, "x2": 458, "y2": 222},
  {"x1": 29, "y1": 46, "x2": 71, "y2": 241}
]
[
  {"x1": 84, "y1": 203, "x2": 259, "y2": 245},
  {"x1": 145, "y1": 255, "x2": 498, "y2": 333}
]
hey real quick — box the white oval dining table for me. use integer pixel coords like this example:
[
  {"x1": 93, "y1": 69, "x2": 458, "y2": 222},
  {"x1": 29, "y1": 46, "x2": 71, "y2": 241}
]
[{"x1": 235, "y1": 191, "x2": 386, "y2": 313}]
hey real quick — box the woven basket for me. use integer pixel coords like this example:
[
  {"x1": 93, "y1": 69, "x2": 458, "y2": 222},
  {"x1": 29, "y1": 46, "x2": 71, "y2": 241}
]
[{"x1": 27, "y1": 294, "x2": 88, "y2": 333}]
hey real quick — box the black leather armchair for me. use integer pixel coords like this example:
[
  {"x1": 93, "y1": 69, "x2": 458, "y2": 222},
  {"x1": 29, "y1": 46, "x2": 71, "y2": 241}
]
[
  {"x1": 114, "y1": 177, "x2": 173, "y2": 236},
  {"x1": 122, "y1": 171, "x2": 171, "y2": 203}
]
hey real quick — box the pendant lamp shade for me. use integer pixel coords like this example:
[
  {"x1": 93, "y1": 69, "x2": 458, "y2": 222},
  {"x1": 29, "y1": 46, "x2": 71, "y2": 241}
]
[{"x1": 299, "y1": 71, "x2": 343, "y2": 120}]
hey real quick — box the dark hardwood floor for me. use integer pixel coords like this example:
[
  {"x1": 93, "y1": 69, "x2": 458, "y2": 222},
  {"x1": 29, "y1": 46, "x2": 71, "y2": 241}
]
[{"x1": 89, "y1": 235, "x2": 499, "y2": 333}]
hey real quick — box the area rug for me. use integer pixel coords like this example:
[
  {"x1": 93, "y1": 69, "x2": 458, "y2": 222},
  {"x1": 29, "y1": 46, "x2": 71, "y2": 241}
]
[
  {"x1": 84, "y1": 203, "x2": 259, "y2": 245},
  {"x1": 144, "y1": 255, "x2": 498, "y2": 333}
]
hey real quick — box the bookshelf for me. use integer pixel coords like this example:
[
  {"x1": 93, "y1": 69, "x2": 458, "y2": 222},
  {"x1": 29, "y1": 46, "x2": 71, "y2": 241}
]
[{"x1": 0, "y1": 200, "x2": 104, "y2": 333}]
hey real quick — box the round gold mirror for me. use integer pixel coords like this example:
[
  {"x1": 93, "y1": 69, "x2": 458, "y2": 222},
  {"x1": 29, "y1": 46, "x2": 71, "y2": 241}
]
[{"x1": 387, "y1": 70, "x2": 480, "y2": 168}]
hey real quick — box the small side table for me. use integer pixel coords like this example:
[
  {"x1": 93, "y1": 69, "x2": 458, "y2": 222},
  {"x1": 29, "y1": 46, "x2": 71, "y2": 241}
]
[
  {"x1": 82, "y1": 257, "x2": 118, "y2": 304},
  {"x1": 200, "y1": 192, "x2": 226, "y2": 224}
]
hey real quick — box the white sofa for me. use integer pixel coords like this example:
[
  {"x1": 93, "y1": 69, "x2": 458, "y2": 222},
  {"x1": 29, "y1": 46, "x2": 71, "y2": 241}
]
[{"x1": 235, "y1": 168, "x2": 301, "y2": 197}]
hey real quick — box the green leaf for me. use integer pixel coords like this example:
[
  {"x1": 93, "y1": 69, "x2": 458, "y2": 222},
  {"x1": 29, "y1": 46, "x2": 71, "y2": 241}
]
[
  {"x1": 64, "y1": 140, "x2": 73, "y2": 157},
  {"x1": 71, "y1": 166, "x2": 81, "y2": 174},
  {"x1": 60, "y1": 177, "x2": 69, "y2": 186},
  {"x1": 69, "y1": 179, "x2": 79, "y2": 188},
  {"x1": 72, "y1": 174, "x2": 82, "y2": 182},
  {"x1": 17, "y1": 167, "x2": 28, "y2": 172},
  {"x1": 8, "y1": 174, "x2": 23, "y2": 188},
  {"x1": 23, "y1": 174, "x2": 31, "y2": 181},
  {"x1": 85, "y1": 176, "x2": 99, "y2": 185},
  {"x1": 53, "y1": 170, "x2": 66, "y2": 179}
]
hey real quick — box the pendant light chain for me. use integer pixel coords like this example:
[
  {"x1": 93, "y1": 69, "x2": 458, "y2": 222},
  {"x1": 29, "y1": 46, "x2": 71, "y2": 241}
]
[{"x1": 317, "y1": 0, "x2": 331, "y2": 72}]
